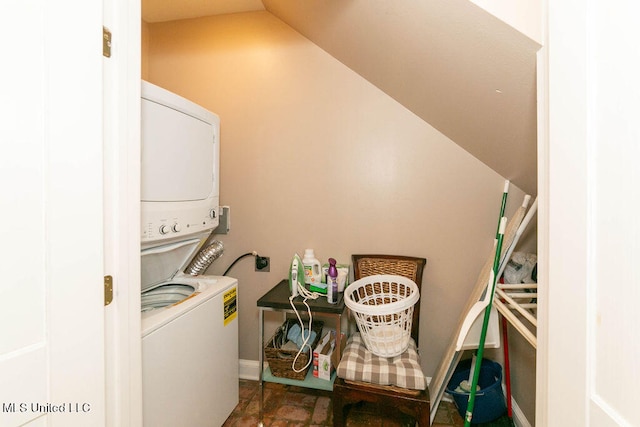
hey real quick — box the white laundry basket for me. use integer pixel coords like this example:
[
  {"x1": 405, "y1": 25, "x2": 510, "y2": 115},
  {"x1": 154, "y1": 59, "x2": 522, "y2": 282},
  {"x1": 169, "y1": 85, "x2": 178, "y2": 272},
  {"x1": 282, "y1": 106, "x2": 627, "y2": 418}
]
[{"x1": 344, "y1": 274, "x2": 420, "y2": 358}]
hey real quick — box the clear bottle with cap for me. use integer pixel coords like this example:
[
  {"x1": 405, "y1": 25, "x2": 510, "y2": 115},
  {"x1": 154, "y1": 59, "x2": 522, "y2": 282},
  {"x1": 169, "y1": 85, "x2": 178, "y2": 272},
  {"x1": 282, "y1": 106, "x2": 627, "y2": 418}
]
[
  {"x1": 327, "y1": 258, "x2": 338, "y2": 304},
  {"x1": 302, "y1": 249, "x2": 322, "y2": 285}
]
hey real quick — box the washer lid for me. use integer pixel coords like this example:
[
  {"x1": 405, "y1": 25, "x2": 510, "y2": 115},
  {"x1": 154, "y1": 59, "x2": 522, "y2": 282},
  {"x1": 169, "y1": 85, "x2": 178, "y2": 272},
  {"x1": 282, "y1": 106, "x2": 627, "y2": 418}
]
[{"x1": 141, "y1": 237, "x2": 204, "y2": 292}]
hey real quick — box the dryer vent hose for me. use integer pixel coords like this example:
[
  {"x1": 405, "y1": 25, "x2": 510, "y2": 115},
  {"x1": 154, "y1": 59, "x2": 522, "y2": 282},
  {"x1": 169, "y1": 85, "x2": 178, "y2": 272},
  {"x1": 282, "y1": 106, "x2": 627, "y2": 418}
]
[{"x1": 184, "y1": 240, "x2": 224, "y2": 276}]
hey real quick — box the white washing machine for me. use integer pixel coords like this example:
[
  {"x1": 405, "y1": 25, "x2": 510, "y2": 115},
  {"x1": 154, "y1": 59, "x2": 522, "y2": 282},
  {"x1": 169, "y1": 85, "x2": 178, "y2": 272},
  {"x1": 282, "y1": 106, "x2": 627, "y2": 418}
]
[{"x1": 141, "y1": 235, "x2": 239, "y2": 427}]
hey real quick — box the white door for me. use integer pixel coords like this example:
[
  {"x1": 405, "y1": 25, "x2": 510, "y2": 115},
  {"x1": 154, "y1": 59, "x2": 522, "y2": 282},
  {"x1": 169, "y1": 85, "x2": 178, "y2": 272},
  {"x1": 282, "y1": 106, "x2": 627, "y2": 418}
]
[
  {"x1": 544, "y1": 1, "x2": 640, "y2": 426},
  {"x1": 0, "y1": 1, "x2": 105, "y2": 426}
]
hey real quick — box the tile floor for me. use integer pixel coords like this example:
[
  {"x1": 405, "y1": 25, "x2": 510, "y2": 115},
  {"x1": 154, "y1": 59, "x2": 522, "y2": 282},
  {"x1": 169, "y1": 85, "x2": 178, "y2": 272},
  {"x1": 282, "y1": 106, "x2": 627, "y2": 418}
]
[{"x1": 223, "y1": 379, "x2": 468, "y2": 427}]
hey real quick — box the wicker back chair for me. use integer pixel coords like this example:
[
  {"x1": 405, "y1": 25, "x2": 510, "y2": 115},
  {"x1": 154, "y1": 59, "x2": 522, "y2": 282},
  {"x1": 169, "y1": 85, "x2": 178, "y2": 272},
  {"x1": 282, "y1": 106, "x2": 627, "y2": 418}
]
[{"x1": 333, "y1": 254, "x2": 430, "y2": 426}]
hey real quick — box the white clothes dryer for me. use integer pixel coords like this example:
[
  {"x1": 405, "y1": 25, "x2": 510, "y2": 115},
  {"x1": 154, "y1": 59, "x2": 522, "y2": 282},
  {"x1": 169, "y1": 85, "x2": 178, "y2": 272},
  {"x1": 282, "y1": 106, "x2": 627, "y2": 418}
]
[{"x1": 141, "y1": 235, "x2": 238, "y2": 427}]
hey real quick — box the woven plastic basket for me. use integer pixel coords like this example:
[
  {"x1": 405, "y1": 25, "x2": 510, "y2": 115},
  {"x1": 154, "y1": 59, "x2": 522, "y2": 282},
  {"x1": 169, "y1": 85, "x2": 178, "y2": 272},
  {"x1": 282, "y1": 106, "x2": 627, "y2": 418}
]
[{"x1": 344, "y1": 274, "x2": 420, "y2": 358}]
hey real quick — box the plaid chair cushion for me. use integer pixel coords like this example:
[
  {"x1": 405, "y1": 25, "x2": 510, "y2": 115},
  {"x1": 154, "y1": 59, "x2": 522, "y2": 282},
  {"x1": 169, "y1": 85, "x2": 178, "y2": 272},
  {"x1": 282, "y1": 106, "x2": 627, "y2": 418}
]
[{"x1": 336, "y1": 333, "x2": 426, "y2": 390}]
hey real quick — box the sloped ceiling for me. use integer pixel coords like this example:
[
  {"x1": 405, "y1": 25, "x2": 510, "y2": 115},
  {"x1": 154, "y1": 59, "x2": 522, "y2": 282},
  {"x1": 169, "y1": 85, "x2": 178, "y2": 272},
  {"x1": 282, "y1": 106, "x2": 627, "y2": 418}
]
[{"x1": 142, "y1": 0, "x2": 540, "y2": 195}]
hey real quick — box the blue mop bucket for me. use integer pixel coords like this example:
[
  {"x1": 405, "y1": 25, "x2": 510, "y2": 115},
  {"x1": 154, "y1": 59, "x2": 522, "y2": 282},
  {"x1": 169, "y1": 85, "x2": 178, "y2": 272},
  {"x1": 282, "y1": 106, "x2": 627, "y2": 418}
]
[{"x1": 446, "y1": 358, "x2": 506, "y2": 424}]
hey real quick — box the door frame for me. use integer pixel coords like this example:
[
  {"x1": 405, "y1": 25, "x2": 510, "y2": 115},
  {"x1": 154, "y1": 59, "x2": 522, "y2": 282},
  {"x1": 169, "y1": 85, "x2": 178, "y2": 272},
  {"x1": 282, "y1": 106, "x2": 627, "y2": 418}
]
[
  {"x1": 535, "y1": 43, "x2": 549, "y2": 427},
  {"x1": 103, "y1": 0, "x2": 142, "y2": 425}
]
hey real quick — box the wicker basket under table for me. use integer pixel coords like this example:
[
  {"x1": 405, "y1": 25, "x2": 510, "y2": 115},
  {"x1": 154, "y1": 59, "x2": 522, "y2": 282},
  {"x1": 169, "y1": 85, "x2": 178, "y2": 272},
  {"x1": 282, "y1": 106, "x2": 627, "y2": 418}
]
[{"x1": 264, "y1": 319, "x2": 324, "y2": 380}]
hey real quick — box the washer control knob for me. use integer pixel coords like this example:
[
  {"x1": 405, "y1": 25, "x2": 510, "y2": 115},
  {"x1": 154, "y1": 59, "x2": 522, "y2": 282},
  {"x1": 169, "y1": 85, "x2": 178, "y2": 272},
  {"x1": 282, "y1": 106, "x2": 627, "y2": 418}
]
[
  {"x1": 209, "y1": 209, "x2": 216, "y2": 219},
  {"x1": 159, "y1": 225, "x2": 170, "y2": 235},
  {"x1": 172, "y1": 223, "x2": 181, "y2": 233}
]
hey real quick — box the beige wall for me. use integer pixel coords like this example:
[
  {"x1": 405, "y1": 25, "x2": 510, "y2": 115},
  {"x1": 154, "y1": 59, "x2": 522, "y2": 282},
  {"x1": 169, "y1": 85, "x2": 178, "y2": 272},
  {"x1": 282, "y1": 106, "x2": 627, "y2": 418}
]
[{"x1": 143, "y1": 10, "x2": 534, "y2": 418}]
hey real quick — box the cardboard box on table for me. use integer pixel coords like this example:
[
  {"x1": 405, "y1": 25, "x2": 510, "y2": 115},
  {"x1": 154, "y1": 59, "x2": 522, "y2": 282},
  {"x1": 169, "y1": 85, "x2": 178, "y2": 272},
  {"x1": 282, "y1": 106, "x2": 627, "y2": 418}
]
[{"x1": 313, "y1": 330, "x2": 346, "y2": 381}]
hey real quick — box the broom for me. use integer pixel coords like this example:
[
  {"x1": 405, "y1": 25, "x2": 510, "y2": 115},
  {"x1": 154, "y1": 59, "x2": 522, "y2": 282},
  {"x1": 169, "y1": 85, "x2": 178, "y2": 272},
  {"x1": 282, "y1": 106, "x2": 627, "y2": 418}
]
[{"x1": 464, "y1": 216, "x2": 507, "y2": 427}]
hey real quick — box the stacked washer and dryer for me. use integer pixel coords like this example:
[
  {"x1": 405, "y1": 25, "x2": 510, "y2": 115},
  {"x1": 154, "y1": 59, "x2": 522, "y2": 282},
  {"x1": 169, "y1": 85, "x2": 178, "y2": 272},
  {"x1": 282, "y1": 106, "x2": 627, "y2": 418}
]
[{"x1": 140, "y1": 81, "x2": 239, "y2": 427}]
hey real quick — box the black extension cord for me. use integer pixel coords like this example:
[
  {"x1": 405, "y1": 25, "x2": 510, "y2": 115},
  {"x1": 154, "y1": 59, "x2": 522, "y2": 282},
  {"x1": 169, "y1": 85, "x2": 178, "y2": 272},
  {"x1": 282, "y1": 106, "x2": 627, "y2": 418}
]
[{"x1": 222, "y1": 252, "x2": 256, "y2": 276}]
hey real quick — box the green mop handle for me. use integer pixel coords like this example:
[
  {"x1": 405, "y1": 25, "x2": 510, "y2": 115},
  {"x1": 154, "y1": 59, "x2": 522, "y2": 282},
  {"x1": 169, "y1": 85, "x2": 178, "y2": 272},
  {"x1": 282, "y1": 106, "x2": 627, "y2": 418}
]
[{"x1": 464, "y1": 216, "x2": 507, "y2": 427}]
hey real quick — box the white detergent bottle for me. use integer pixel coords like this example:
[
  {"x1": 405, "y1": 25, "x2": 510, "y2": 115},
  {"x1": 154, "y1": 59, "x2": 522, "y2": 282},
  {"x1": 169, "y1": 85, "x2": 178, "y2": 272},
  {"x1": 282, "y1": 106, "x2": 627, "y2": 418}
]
[{"x1": 302, "y1": 249, "x2": 322, "y2": 285}]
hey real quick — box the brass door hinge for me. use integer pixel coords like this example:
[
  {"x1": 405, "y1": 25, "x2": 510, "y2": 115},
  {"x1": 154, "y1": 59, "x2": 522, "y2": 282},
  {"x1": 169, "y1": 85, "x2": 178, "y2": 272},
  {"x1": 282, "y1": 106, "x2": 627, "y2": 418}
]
[
  {"x1": 103, "y1": 27, "x2": 112, "y2": 58},
  {"x1": 104, "y1": 275, "x2": 113, "y2": 306}
]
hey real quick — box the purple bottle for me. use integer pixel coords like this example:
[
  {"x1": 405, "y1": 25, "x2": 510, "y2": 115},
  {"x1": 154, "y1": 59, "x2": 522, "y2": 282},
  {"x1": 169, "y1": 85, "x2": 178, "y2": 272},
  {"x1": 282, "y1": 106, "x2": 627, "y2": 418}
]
[{"x1": 327, "y1": 258, "x2": 338, "y2": 304}]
